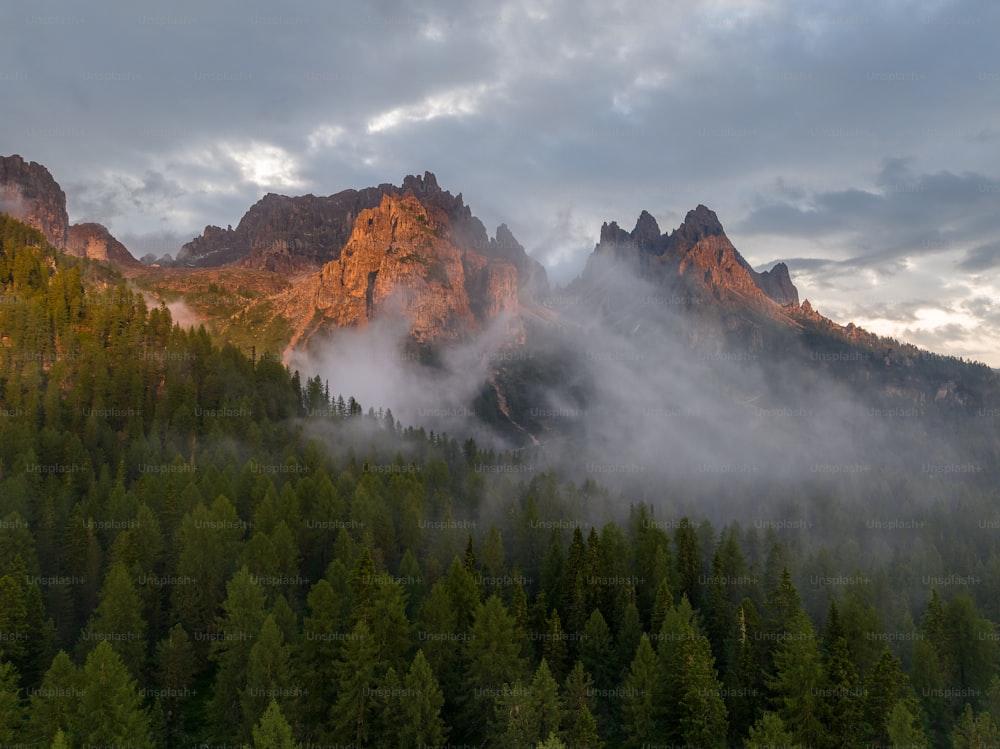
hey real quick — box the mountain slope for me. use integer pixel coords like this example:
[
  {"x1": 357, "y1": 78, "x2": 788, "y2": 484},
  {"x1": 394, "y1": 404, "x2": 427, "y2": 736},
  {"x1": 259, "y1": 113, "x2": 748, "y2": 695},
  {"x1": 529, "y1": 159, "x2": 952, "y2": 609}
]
[{"x1": 0, "y1": 153, "x2": 139, "y2": 267}]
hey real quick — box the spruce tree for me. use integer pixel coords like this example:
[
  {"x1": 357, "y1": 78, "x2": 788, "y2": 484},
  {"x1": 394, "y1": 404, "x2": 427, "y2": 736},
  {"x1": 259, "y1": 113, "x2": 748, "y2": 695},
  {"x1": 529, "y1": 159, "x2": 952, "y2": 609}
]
[
  {"x1": 0, "y1": 661, "x2": 23, "y2": 746},
  {"x1": 207, "y1": 567, "x2": 267, "y2": 738},
  {"x1": 622, "y1": 634, "x2": 658, "y2": 749},
  {"x1": 26, "y1": 651, "x2": 80, "y2": 745},
  {"x1": 400, "y1": 650, "x2": 448, "y2": 749},
  {"x1": 331, "y1": 620, "x2": 380, "y2": 745},
  {"x1": 155, "y1": 623, "x2": 198, "y2": 745},
  {"x1": 543, "y1": 610, "x2": 569, "y2": 682},
  {"x1": 745, "y1": 711, "x2": 794, "y2": 748},
  {"x1": 561, "y1": 660, "x2": 602, "y2": 749},
  {"x1": 252, "y1": 699, "x2": 301, "y2": 749},
  {"x1": 820, "y1": 635, "x2": 866, "y2": 747},
  {"x1": 462, "y1": 594, "x2": 528, "y2": 742},
  {"x1": 240, "y1": 614, "x2": 293, "y2": 740},
  {"x1": 678, "y1": 632, "x2": 729, "y2": 748},
  {"x1": 766, "y1": 608, "x2": 826, "y2": 748},
  {"x1": 72, "y1": 641, "x2": 153, "y2": 749},
  {"x1": 80, "y1": 561, "x2": 147, "y2": 678}
]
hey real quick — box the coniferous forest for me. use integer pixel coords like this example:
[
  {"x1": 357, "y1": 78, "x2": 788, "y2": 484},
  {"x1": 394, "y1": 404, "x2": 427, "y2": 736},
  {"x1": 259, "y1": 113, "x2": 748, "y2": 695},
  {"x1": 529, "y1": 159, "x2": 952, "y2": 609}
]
[{"x1": 3, "y1": 213, "x2": 1000, "y2": 749}]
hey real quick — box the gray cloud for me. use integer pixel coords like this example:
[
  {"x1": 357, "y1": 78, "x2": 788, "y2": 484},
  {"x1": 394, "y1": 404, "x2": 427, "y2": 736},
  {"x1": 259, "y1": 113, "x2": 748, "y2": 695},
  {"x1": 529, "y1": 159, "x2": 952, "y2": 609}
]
[{"x1": 2, "y1": 0, "x2": 999, "y2": 362}]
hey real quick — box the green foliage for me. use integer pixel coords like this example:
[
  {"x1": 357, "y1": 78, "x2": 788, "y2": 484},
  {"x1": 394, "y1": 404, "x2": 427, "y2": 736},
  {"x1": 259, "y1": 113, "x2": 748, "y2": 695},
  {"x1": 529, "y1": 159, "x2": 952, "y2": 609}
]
[
  {"x1": 251, "y1": 699, "x2": 301, "y2": 749},
  {"x1": 73, "y1": 642, "x2": 153, "y2": 748},
  {"x1": 0, "y1": 213, "x2": 999, "y2": 745}
]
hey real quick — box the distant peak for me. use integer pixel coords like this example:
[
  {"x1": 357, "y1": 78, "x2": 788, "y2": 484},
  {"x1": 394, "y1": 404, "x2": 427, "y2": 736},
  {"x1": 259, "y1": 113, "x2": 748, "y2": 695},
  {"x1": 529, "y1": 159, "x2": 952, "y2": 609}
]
[
  {"x1": 402, "y1": 171, "x2": 441, "y2": 195},
  {"x1": 631, "y1": 210, "x2": 661, "y2": 248},
  {"x1": 676, "y1": 204, "x2": 725, "y2": 242}
]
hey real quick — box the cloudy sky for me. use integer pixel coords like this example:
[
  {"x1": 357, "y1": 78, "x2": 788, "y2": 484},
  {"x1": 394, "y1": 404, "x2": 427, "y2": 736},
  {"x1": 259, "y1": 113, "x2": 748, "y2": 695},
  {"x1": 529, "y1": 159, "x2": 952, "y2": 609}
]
[{"x1": 1, "y1": 0, "x2": 998, "y2": 364}]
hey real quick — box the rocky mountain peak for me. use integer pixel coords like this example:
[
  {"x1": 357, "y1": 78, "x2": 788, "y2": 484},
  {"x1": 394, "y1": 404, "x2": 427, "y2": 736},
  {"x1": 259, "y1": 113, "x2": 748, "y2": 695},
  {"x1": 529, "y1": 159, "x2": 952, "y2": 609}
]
[
  {"x1": 67, "y1": 223, "x2": 140, "y2": 267},
  {"x1": 584, "y1": 203, "x2": 802, "y2": 322},
  {"x1": 755, "y1": 261, "x2": 799, "y2": 307},
  {"x1": 671, "y1": 204, "x2": 726, "y2": 252},
  {"x1": 401, "y1": 171, "x2": 441, "y2": 196},
  {"x1": 294, "y1": 191, "x2": 521, "y2": 347},
  {"x1": 0, "y1": 154, "x2": 69, "y2": 248},
  {"x1": 631, "y1": 210, "x2": 661, "y2": 250}
]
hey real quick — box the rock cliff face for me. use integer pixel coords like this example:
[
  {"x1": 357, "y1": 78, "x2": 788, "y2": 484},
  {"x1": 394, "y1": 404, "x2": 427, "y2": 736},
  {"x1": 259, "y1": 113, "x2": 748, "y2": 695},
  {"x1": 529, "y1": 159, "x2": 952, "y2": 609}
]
[
  {"x1": 67, "y1": 223, "x2": 141, "y2": 267},
  {"x1": 178, "y1": 187, "x2": 395, "y2": 271},
  {"x1": 308, "y1": 192, "x2": 521, "y2": 344},
  {"x1": 0, "y1": 154, "x2": 69, "y2": 248},
  {"x1": 0, "y1": 154, "x2": 139, "y2": 267}
]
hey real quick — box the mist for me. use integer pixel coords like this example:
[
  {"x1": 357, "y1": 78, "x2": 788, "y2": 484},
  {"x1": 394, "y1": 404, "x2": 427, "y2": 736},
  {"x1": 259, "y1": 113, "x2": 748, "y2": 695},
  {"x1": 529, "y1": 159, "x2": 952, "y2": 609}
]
[{"x1": 291, "y1": 257, "x2": 978, "y2": 531}]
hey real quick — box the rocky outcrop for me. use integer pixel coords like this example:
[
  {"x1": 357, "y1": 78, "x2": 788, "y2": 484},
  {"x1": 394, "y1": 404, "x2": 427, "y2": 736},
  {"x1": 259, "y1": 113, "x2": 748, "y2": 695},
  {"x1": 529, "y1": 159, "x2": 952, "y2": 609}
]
[
  {"x1": 67, "y1": 223, "x2": 140, "y2": 267},
  {"x1": 756, "y1": 262, "x2": 799, "y2": 306},
  {"x1": 0, "y1": 154, "x2": 69, "y2": 248},
  {"x1": 308, "y1": 192, "x2": 521, "y2": 344},
  {"x1": 584, "y1": 204, "x2": 801, "y2": 312}
]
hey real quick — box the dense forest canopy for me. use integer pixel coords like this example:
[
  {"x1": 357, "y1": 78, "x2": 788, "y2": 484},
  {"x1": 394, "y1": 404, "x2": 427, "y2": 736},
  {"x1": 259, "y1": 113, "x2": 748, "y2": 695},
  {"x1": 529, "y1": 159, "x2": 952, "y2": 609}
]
[{"x1": 1, "y1": 213, "x2": 999, "y2": 747}]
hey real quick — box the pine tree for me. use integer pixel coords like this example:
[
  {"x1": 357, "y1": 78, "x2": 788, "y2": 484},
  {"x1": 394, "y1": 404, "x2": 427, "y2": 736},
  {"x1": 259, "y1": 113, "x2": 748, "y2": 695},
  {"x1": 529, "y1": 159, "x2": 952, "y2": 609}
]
[
  {"x1": 366, "y1": 574, "x2": 412, "y2": 675},
  {"x1": 538, "y1": 733, "x2": 567, "y2": 749},
  {"x1": 674, "y1": 517, "x2": 702, "y2": 609},
  {"x1": 561, "y1": 660, "x2": 602, "y2": 749},
  {"x1": 371, "y1": 666, "x2": 404, "y2": 746},
  {"x1": 80, "y1": 561, "x2": 147, "y2": 678},
  {"x1": 252, "y1": 699, "x2": 301, "y2": 749},
  {"x1": 654, "y1": 592, "x2": 696, "y2": 742},
  {"x1": 331, "y1": 620, "x2": 380, "y2": 745},
  {"x1": 71, "y1": 641, "x2": 153, "y2": 748},
  {"x1": 416, "y1": 580, "x2": 461, "y2": 699},
  {"x1": 26, "y1": 651, "x2": 80, "y2": 745},
  {"x1": 496, "y1": 678, "x2": 535, "y2": 748},
  {"x1": 240, "y1": 614, "x2": 293, "y2": 740},
  {"x1": 678, "y1": 632, "x2": 729, "y2": 748},
  {"x1": 445, "y1": 555, "x2": 482, "y2": 634},
  {"x1": 622, "y1": 635, "x2": 658, "y2": 749},
  {"x1": 543, "y1": 610, "x2": 569, "y2": 682},
  {"x1": 952, "y1": 703, "x2": 1000, "y2": 749},
  {"x1": 400, "y1": 650, "x2": 448, "y2": 749},
  {"x1": 0, "y1": 661, "x2": 23, "y2": 746},
  {"x1": 819, "y1": 635, "x2": 865, "y2": 747},
  {"x1": 861, "y1": 646, "x2": 912, "y2": 745},
  {"x1": 613, "y1": 598, "x2": 643, "y2": 682},
  {"x1": 462, "y1": 594, "x2": 528, "y2": 742},
  {"x1": 766, "y1": 608, "x2": 826, "y2": 748},
  {"x1": 579, "y1": 608, "x2": 616, "y2": 736},
  {"x1": 207, "y1": 567, "x2": 267, "y2": 738},
  {"x1": 650, "y1": 577, "x2": 674, "y2": 637},
  {"x1": 171, "y1": 497, "x2": 243, "y2": 641},
  {"x1": 531, "y1": 659, "x2": 564, "y2": 743},
  {"x1": 295, "y1": 579, "x2": 344, "y2": 740},
  {"x1": 155, "y1": 623, "x2": 198, "y2": 745},
  {"x1": 885, "y1": 700, "x2": 928, "y2": 747},
  {"x1": 727, "y1": 600, "x2": 766, "y2": 743},
  {"x1": 745, "y1": 711, "x2": 794, "y2": 748}
]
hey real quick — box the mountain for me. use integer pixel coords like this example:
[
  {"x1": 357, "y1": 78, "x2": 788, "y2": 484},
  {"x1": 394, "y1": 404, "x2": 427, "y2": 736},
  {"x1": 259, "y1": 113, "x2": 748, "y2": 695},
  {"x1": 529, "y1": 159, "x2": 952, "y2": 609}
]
[
  {"x1": 67, "y1": 222, "x2": 141, "y2": 267},
  {"x1": 0, "y1": 154, "x2": 69, "y2": 248},
  {"x1": 143, "y1": 172, "x2": 549, "y2": 350},
  {"x1": 277, "y1": 190, "x2": 523, "y2": 347},
  {"x1": 582, "y1": 204, "x2": 799, "y2": 314},
  {"x1": 176, "y1": 171, "x2": 550, "y2": 293},
  {"x1": 0, "y1": 153, "x2": 139, "y2": 267}
]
